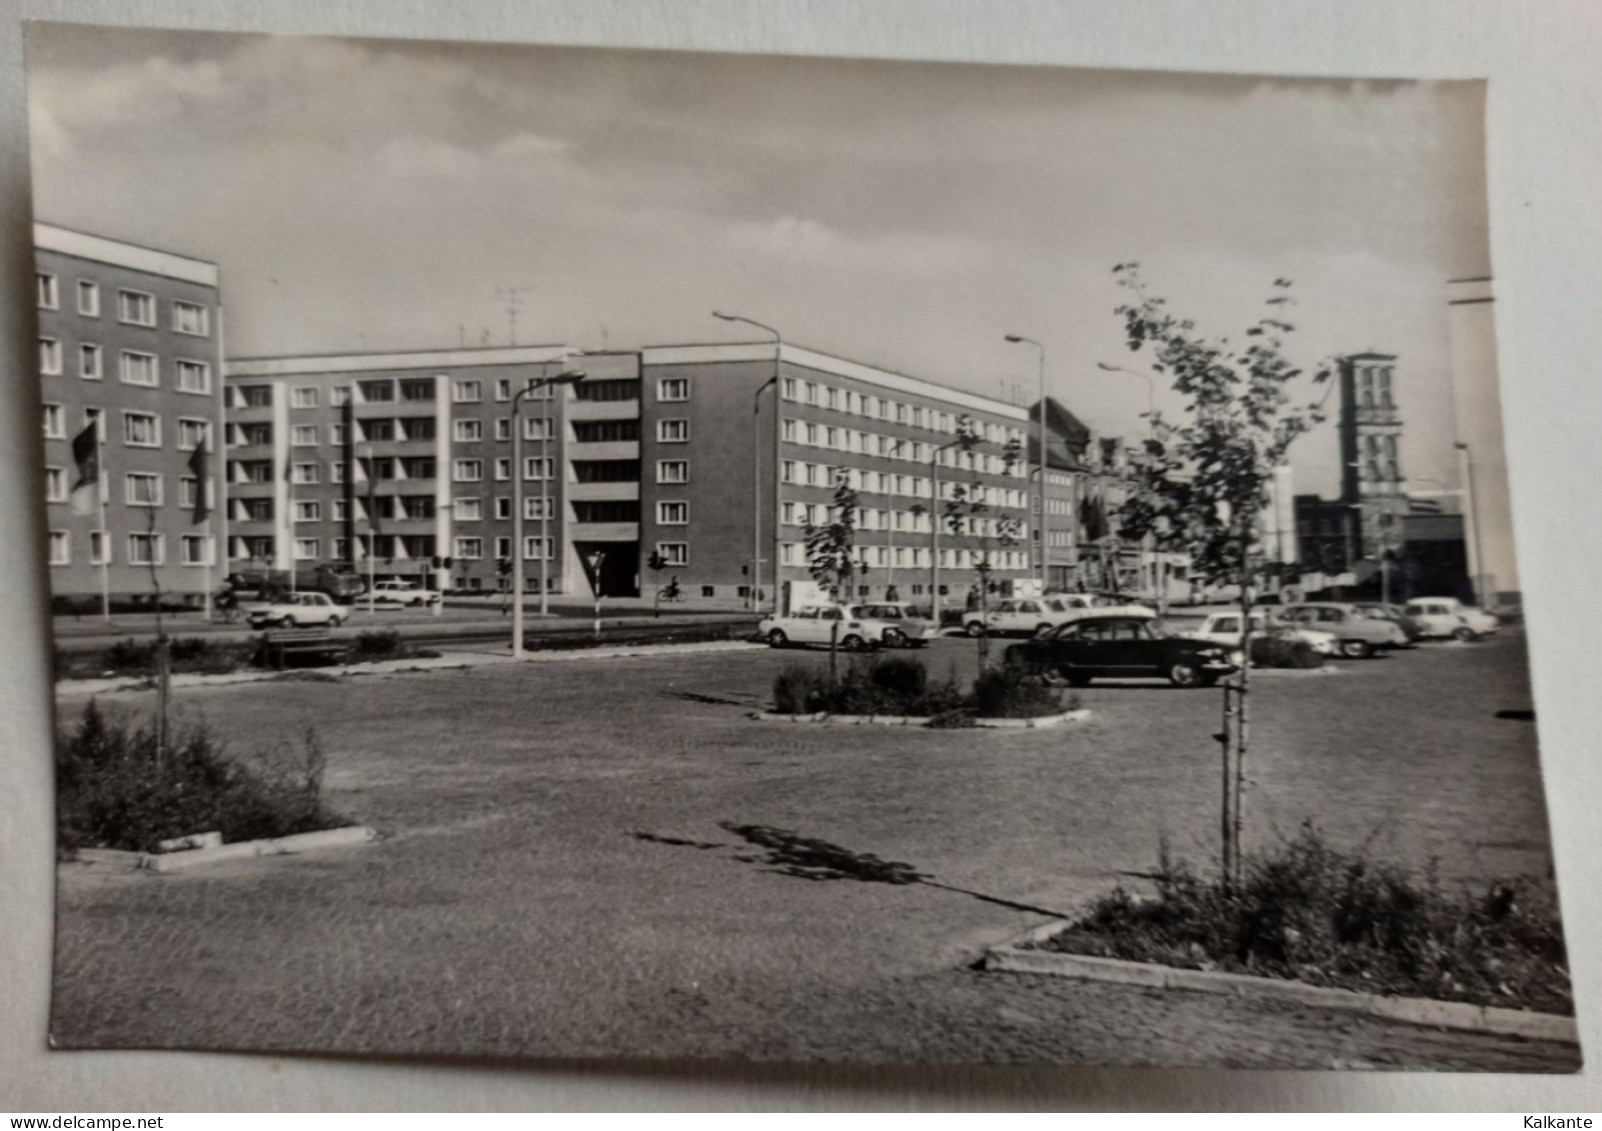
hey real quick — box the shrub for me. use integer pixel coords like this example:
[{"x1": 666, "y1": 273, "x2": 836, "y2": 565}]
[
  {"x1": 770, "y1": 656, "x2": 1047, "y2": 719},
  {"x1": 970, "y1": 665, "x2": 1065, "y2": 718},
  {"x1": 1252, "y1": 633, "x2": 1324, "y2": 669},
  {"x1": 1041, "y1": 823, "x2": 1572, "y2": 1014},
  {"x1": 773, "y1": 663, "x2": 830, "y2": 714},
  {"x1": 56, "y1": 700, "x2": 350, "y2": 855},
  {"x1": 351, "y1": 629, "x2": 405, "y2": 661}
]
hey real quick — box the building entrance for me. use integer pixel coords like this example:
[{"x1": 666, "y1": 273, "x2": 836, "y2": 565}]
[{"x1": 574, "y1": 541, "x2": 640, "y2": 598}]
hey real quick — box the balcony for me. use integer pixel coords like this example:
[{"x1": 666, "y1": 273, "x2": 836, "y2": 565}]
[
  {"x1": 567, "y1": 481, "x2": 640, "y2": 502},
  {"x1": 569, "y1": 440, "x2": 640, "y2": 462},
  {"x1": 568, "y1": 398, "x2": 640, "y2": 423},
  {"x1": 569, "y1": 522, "x2": 639, "y2": 542}
]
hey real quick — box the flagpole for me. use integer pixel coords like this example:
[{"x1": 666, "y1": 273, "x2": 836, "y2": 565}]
[{"x1": 99, "y1": 426, "x2": 111, "y2": 623}]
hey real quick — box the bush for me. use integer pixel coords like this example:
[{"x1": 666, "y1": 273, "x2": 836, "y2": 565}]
[
  {"x1": 57, "y1": 700, "x2": 350, "y2": 855},
  {"x1": 1252, "y1": 633, "x2": 1324, "y2": 669},
  {"x1": 1040, "y1": 823, "x2": 1572, "y2": 1014},
  {"x1": 351, "y1": 629, "x2": 405, "y2": 661},
  {"x1": 92, "y1": 636, "x2": 251, "y2": 678},
  {"x1": 773, "y1": 663, "x2": 830, "y2": 714},
  {"x1": 970, "y1": 665, "x2": 1066, "y2": 718}
]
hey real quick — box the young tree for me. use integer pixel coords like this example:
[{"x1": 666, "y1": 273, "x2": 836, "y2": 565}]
[
  {"x1": 943, "y1": 416, "x2": 1024, "y2": 669},
  {"x1": 1110, "y1": 262, "x2": 1335, "y2": 885},
  {"x1": 803, "y1": 473, "x2": 862, "y2": 693}
]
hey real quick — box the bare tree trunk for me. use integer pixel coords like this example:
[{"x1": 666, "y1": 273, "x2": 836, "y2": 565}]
[
  {"x1": 143, "y1": 503, "x2": 170, "y2": 770},
  {"x1": 1220, "y1": 679, "x2": 1235, "y2": 884},
  {"x1": 1233, "y1": 534, "x2": 1253, "y2": 889}
]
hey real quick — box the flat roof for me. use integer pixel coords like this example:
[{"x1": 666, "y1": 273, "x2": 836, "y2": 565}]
[
  {"x1": 34, "y1": 222, "x2": 219, "y2": 288},
  {"x1": 226, "y1": 345, "x2": 582, "y2": 377},
  {"x1": 640, "y1": 341, "x2": 1028, "y2": 421}
]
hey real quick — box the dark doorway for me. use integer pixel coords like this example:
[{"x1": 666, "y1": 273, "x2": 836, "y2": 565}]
[{"x1": 574, "y1": 541, "x2": 640, "y2": 597}]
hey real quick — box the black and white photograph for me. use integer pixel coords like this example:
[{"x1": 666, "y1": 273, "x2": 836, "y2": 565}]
[{"x1": 24, "y1": 21, "x2": 1580, "y2": 1070}]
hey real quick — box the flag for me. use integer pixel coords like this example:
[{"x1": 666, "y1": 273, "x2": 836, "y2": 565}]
[
  {"x1": 188, "y1": 440, "x2": 211, "y2": 524},
  {"x1": 69, "y1": 421, "x2": 100, "y2": 517}
]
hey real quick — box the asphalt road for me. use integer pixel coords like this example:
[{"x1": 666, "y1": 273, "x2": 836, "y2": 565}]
[{"x1": 50, "y1": 630, "x2": 1575, "y2": 1068}]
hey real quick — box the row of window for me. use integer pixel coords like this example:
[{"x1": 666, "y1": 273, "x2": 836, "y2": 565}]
[
  {"x1": 775, "y1": 542, "x2": 1028, "y2": 571},
  {"x1": 44, "y1": 468, "x2": 212, "y2": 509},
  {"x1": 778, "y1": 459, "x2": 1028, "y2": 508},
  {"x1": 779, "y1": 375, "x2": 1025, "y2": 446},
  {"x1": 781, "y1": 417, "x2": 1016, "y2": 474},
  {"x1": 38, "y1": 340, "x2": 211, "y2": 392},
  {"x1": 42, "y1": 404, "x2": 212, "y2": 450},
  {"x1": 244, "y1": 496, "x2": 563, "y2": 524},
  {"x1": 38, "y1": 273, "x2": 210, "y2": 336},
  {"x1": 48, "y1": 530, "x2": 212, "y2": 567}
]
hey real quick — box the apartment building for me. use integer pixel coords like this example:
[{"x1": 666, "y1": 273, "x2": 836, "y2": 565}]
[{"x1": 34, "y1": 222, "x2": 225, "y2": 606}]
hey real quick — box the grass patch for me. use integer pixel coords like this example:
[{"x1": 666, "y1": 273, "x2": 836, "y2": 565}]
[
  {"x1": 772, "y1": 655, "x2": 1076, "y2": 722},
  {"x1": 526, "y1": 621, "x2": 758, "y2": 652},
  {"x1": 1034, "y1": 824, "x2": 1571, "y2": 1014},
  {"x1": 57, "y1": 700, "x2": 351, "y2": 856}
]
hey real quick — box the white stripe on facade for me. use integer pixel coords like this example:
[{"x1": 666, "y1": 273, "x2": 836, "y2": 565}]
[
  {"x1": 34, "y1": 222, "x2": 220, "y2": 288},
  {"x1": 226, "y1": 346, "x2": 579, "y2": 377}
]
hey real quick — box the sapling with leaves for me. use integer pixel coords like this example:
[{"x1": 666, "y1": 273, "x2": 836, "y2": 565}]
[
  {"x1": 802, "y1": 473, "x2": 862, "y2": 694},
  {"x1": 942, "y1": 416, "x2": 1024, "y2": 669},
  {"x1": 1108, "y1": 261, "x2": 1337, "y2": 885}
]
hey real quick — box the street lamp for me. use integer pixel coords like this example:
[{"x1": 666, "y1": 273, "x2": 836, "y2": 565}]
[
  {"x1": 1005, "y1": 335, "x2": 1048, "y2": 590},
  {"x1": 713, "y1": 311, "x2": 783, "y2": 616},
  {"x1": 511, "y1": 365, "x2": 586, "y2": 659},
  {"x1": 1096, "y1": 361, "x2": 1156, "y2": 424}
]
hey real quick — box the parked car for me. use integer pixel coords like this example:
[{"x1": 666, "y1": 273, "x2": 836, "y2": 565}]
[
  {"x1": 1002, "y1": 614, "x2": 1240, "y2": 688},
  {"x1": 845, "y1": 602, "x2": 930, "y2": 647},
  {"x1": 246, "y1": 591, "x2": 348, "y2": 629},
  {"x1": 1179, "y1": 611, "x2": 1338, "y2": 656},
  {"x1": 367, "y1": 579, "x2": 443, "y2": 608},
  {"x1": 759, "y1": 605, "x2": 894, "y2": 651},
  {"x1": 1352, "y1": 602, "x2": 1424, "y2": 644},
  {"x1": 963, "y1": 597, "x2": 1069, "y2": 637},
  {"x1": 1279, "y1": 602, "x2": 1411, "y2": 658},
  {"x1": 1402, "y1": 596, "x2": 1500, "y2": 640}
]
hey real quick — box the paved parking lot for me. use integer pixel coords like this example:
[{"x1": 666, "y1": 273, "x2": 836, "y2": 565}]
[{"x1": 50, "y1": 630, "x2": 1574, "y2": 1068}]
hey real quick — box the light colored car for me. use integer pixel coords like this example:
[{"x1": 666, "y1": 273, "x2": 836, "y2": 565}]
[
  {"x1": 759, "y1": 605, "x2": 893, "y2": 651},
  {"x1": 246, "y1": 591, "x2": 347, "y2": 629},
  {"x1": 367, "y1": 579, "x2": 443, "y2": 608},
  {"x1": 1181, "y1": 611, "x2": 1337, "y2": 656},
  {"x1": 964, "y1": 597, "x2": 1069, "y2": 638},
  {"x1": 1403, "y1": 596, "x2": 1500, "y2": 640},
  {"x1": 846, "y1": 602, "x2": 930, "y2": 648},
  {"x1": 1280, "y1": 602, "x2": 1410, "y2": 658}
]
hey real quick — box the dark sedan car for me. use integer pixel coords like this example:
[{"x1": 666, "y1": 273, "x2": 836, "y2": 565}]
[{"x1": 1002, "y1": 614, "x2": 1241, "y2": 689}]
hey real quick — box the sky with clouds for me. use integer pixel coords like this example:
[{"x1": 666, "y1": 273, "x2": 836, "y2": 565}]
[{"x1": 26, "y1": 24, "x2": 1492, "y2": 496}]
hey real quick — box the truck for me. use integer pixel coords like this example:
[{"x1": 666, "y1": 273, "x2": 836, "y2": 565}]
[{"x1": 222, "y1": 564, "x2": 366, "y2": 605}]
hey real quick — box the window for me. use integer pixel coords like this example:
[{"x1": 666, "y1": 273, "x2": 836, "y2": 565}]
[
  {"x1": 49, "y1": 531, "x2": 70, "y2": 565},
  {"x1": 294, "y1": 539, "x2": 319, "y2": 561},
  {"x1": 657, "y1": 500, "x2": 689, "y2": 525},
  {"x1": 453, "y1": 379, "x2": 482, "y2": 403},
  {"x1": 289, "y1": 424, "x2": 316, "y2": 446},
  {"x1": 329, "y1": 499, "x2": 347, "y2": 522},
  {"x1": 173, "y1": 300, "x2": 209, "y2": 336},
  {"x1": 236, "y1": 384, "x2": 272, "y2": 408},
  {"x1": 330, "y1": 463, "x2": 346, "y2": 484},
  {"x1": 781, "y1": 460, "x2": 796, "y2": 484},
  {"x1": 494, "y1": 418, "x2": 511, "y2": 441},
  {"x1": 331, "y1": 386, "x2": 351, "y2": 407},
  {"x1": 495, "y1": 497, "x2": 512, "y2": 520},
  {"x1": 176, "y1": 418, "x2": 210, "y2": 451},
  {"x1": 495, "y1": 378, "x2": 511, "y2": 402},
  {"x1": 494, "y1": 457, "x2": 511, "y2": 481},
  {"x1": 180, "y1": 535, "x2": 211, "y2": 566},
  {"x1": 453, "y1": 536, "x2": 484, "y2": 560},
  {"x1": 454, "y1": 497, "x2": 482, "y2": 521},
  {"x1": 292, "y1": 387, "x2": 318, "y2": 409},
  {"x1": 80, "y1": 343, "x2": 102, "y2": 380},
  {"x1": 330, "y1": 423, "x2": 346, "y2": 445},
  {"x1": 523, "y1": 497, "x2": 552, "y2": 520},
  {"x1": 37, "y1": 273, "x2": 58, "y2": 309},
  {"x1": 522, "y1": 417, "x2": 554, "y2": 441},
  {"x1": 656, "y1": 459, "x2": 689, "y2": 484},
  {"x1": 657, "y1": 377, "x2": 690, "y2": 402},
  {"x1": 39, "y1": 338, "x2": 62, "y2": 375},
  {"x1": 657, "y1": 542, "x2": 689, "y2": 566},
  {"x1": 120, "y1": 350, "x2": 158, "y2": 387},
  {"x1": 454, "y1": 420, "x2": 483, "y2": 443},
  {"x1": 77, "y1": 280, "x2": 99, "y2": 317},
  {"x1": 125, "y1": 472, "x2": 163, "y2": 506},
  {"x1": 657, "y1": 419, "x2": 689, "y2": 443},
  {"x1": 117, "y1": 289, "x2": 156, "y2": 327},
  {"x1": 522, "y1": 536, "x2": 555, "y2": 561},
  {"x1": 294, "y1": 500, "x2": 322, "y2": 522},
  {"x1": 454, "y1": 459, "x2": 483, "y2": 482},
  {"x1": 523, "y1": 456, "x2": 554, "y2": 481},
  {"x1": 782, "y1": 419, "x2": 797, "y2": 442},
  {"x1": 45, "y1": 466, "x2": 68, "y2": 502},
  {"x1": 89, "y1": 530, "x2": 111, "y2": 565},
  {"x1": 123, "y1": 411, "x2": 160, "y2": 447}
]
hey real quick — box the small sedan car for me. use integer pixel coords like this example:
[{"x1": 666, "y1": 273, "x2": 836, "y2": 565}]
[
  {"x1": 846, "y1": 602, "x2": 930, "y2": 647},
  {"x1": 1353, "y1": 602, "x2": 1424, "y2": 644},
  {"x1": 1181, "y1": 610, "x2": 1338, "y2": 656},
  {"x1": 1280, "y1": 602, "x2": 1411, "y2": 658},
  {"x1": 1003, "y1": 614, "x2": 1240, "y2": 688},
  {"x1": 759, "y1": 605, "x2": 896, "y2": 651},
  {"x1": 1402, "y1": 597, "x2": 1500, "y2": 640},
  {"x1": 246, "y1": 591, "x2": 348, "y2": 629},
  {"x1": 963, "y1": 597, "x2": 1068, "y2": 638}
]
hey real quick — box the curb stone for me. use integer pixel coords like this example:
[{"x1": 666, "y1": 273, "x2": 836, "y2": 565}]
[
  {"x1": 750, "y1": 708, "x2": 1090, "y2": 729},
  {"x1": 140, "y1": 825, "x2": 377, "y2": 873},
  {"x1": 983, "y1": 929, "x2": 1579, "y2": 1045}
]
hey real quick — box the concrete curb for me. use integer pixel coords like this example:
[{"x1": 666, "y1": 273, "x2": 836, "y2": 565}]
[
  {"x1": 983, "y1": 930, "x2": 1579, "y2": 1045},
  {"x1": 750, "y1": 708, "x2": 1091, "y2": 729},
  {"x1": 140, "y1": 825, "x2": 377, "y2": 873}
]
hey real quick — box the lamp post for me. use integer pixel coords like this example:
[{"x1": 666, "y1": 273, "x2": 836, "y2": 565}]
[
  {"x1": 713, "y1": 311, "x2": 783, "y2": 615},
  {"x1": 511, "y1": 365, "x2": 585, "y2": 659},
  {"x1": 928, "y1": 436, "x2": 965, "y2": 626},
  {"x1": 1456, "y1": 441, "x2": 1487, "y2": 608},
  {"x1": 1005, "y1": 335, "x2": 1048, "y2": 591}
]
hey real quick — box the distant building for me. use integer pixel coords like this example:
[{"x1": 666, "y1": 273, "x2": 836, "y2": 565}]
[
  {"x1": 1446, "y1": 276, "x2": 1517, "y2": 605},
  {"x1": 1339, "y1": 351, "x2": 1410, "y2": 561},
  {"x1": 34, "y1": 222, "x2": 225, "y2": 607}
]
